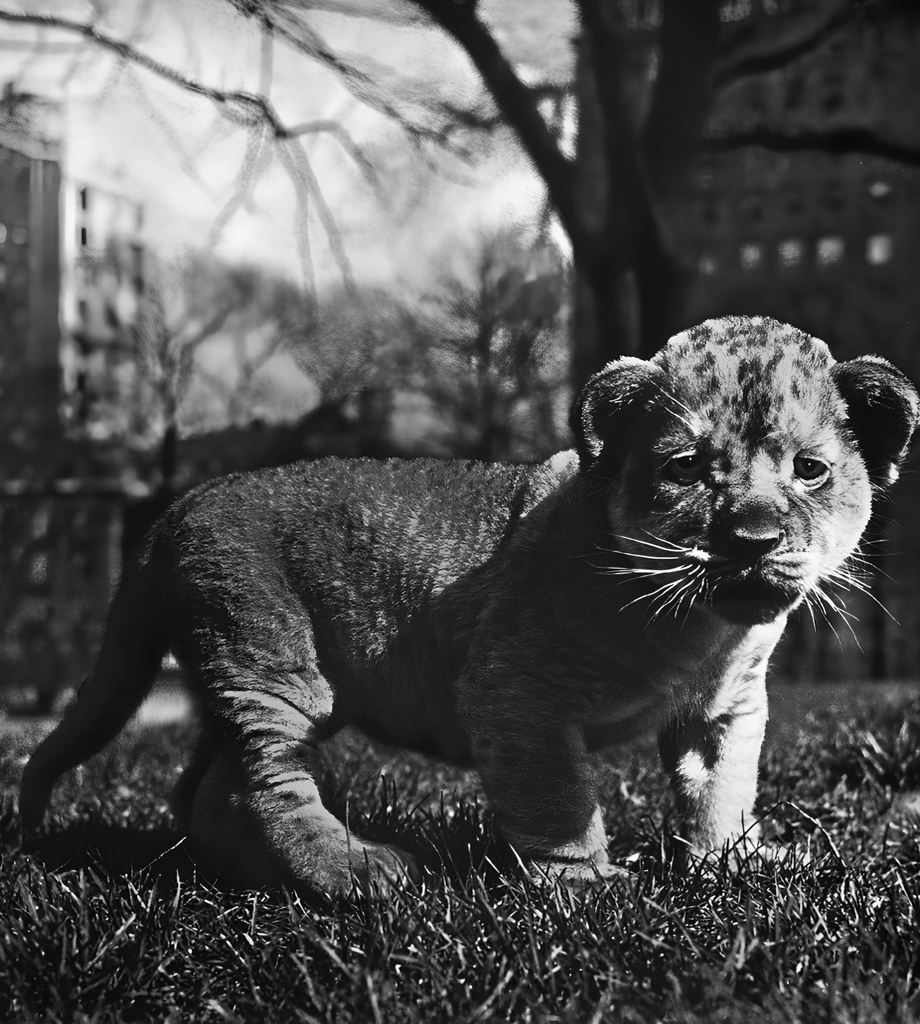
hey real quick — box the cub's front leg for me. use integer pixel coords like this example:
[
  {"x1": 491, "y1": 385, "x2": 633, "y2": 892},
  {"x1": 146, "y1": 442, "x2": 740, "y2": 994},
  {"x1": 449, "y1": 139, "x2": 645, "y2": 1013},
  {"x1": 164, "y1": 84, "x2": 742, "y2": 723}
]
[
  {"x1": 185, "y1": 654, "x2": 418, "y2": 897},
  {"x1": 472, "y1": 723, "x2": 619, "y2": 887},
  {"x1": 658, "y1": 673, "x2": 769, "y2": 862}
]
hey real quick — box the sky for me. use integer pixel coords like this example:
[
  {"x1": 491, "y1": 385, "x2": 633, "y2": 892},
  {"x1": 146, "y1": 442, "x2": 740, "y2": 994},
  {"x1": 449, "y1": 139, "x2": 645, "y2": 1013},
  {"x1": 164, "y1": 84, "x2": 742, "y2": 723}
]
[{"x1": 0, "y1": 0, "x2": 576, "y2": 297}]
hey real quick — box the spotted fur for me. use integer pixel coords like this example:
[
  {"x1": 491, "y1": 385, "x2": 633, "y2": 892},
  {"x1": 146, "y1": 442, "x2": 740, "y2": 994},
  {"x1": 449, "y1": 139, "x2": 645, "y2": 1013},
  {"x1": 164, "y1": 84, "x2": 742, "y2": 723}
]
[{"x1": 20, "y1": 317, "x2": 919, "y2": 893}]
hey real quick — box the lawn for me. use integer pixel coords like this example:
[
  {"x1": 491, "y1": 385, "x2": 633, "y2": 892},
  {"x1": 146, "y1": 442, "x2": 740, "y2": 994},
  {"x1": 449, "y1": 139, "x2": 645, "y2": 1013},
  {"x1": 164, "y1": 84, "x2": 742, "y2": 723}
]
[{"x1": 2, "y1": 682, "x2": 920, "y2": 1023}]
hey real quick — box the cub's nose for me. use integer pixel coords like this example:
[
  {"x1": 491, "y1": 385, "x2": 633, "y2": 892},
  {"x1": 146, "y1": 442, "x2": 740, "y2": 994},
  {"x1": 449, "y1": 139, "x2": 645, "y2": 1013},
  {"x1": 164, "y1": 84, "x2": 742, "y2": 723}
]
[{"x1": 713, "y1": 503, "x2": 786, "y2": 563}]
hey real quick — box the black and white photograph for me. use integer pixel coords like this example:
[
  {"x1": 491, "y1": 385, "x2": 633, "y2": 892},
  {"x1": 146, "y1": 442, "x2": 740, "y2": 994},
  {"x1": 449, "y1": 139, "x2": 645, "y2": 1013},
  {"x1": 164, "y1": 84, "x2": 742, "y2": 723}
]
[{"x1": 2, "y1": 1, "x2": 920, "y2": 1020}]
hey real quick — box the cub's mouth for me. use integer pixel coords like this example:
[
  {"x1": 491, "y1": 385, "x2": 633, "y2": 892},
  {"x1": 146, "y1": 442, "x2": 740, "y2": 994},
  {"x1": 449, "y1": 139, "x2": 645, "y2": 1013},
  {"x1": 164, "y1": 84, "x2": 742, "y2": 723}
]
[
  {"x1": 701, "y1": 555, "x2": 810, "y2": 624},
  {"x1": 608, "y1": 535, "x2": 815, "y2": 626}
]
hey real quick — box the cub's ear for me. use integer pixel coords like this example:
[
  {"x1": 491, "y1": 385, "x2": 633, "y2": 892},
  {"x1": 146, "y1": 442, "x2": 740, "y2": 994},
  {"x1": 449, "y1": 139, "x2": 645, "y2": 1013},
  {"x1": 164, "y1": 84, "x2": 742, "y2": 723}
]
[
  {"x1": 831, "y1": 355, "x2": 920, "y2": 486},
  {"x1": 570, "y1": 357, "x2": 665, "y2": 473}
]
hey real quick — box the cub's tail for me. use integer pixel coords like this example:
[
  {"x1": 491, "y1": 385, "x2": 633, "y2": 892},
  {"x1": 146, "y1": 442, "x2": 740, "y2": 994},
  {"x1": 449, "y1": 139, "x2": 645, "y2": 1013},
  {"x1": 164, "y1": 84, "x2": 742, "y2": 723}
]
[{"x1": 19, "y1": 559, "x2": 169, "y2": 830}]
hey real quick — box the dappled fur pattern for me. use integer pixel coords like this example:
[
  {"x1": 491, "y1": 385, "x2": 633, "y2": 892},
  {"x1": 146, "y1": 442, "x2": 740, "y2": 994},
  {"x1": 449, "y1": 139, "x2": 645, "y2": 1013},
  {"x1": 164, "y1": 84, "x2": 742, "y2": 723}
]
[{"x1": 20, "y1": 316, "x2": 919, "y2": 894}]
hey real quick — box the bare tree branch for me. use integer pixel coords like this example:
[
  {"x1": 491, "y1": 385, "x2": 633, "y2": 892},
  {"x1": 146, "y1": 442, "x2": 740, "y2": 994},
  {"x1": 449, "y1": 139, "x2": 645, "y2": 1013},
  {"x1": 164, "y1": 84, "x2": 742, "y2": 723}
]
[
  {"x1": 643, "y1": 0, "x2": 722, "y2": 200},
  {"x1": 704, "y1": 127, "x2": 920, "y2": 168},
  {"x1": 0, "y1": 2, "x2": 368, "y2": 138},
  {"x1": 0, "y1": 5, "x2": 382, "y2": 293},
  {"x1": 249, "y1": 4, "x2": 486, "y2": 152},
  {"x1": 0, "y1": 10, "x2": 255, "y2": 111},
  {"x1": 267, "y1": 0, "x2": 424, "y2": 25},
  {"x1": 404, "y1": 0, "x2": 581, "y2": 250},
  {"x1": 123, "y1": 65, "x2": 218, "y2": 198},
  {"x1": 278, "y1": 137, "x2": 355, "y2": 291},
  {"x1": 282, "y1": 119, "x2": 380, "y2": 191},
  {"x1": 259, "y1": 17, "x2": 273, "y2": 96},
  {"x1": 177, "y1": 302, "x2": 238, "y2": 353},
  {"x1": 0, "y1": 2, "x2": 483, "y2": 224},
  {"x1": 209, "y1": 124, "x2": 275, "y2": 245},
  {"x1": 0, "y1": 7, "x2": 455, "y2": 161},
  {"x1": 713, "y1": 0, "x2": 849, "y2": 91},
  {"x1": 275, "y1": 138, "x2": 317, "y2": 294}
]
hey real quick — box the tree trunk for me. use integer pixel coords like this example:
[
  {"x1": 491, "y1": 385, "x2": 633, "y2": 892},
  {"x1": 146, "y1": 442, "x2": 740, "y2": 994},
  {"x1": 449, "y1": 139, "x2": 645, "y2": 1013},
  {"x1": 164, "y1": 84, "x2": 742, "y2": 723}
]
[
  {"x1": 637, "y1": 0, "x2": 722, "y2": 354},
  {"x1": 569, "y1": 15, "x2": 644, "y2": 387},
  {"x1": 570, "y1": 259, "x2": 638, "y2": 387},
  {"x1": 570, "y1": 0, "x2": 722, "y2": 386},
  {"x1": 160, "y1": 416, "x2": 178, "y2": 493}
]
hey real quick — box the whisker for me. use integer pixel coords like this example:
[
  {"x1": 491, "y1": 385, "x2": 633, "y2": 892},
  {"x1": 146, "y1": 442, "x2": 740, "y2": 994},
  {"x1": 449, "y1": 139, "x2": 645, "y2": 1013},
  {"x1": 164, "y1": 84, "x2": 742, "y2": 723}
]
[
  {"x1": 599, "y1": 549, "x2": 685, "y2": 562},
  {"x1": 601, "y1": 565, "x2": 689, "y2": 577},
  {"x1": 620, "y1": 575, "x2": 688, "y2": 614},
  {"x1": 824, "y1": 566, "x2": 899, "y2": 624},
  {"x1": 680, "y1": 570, "x2": 708, "y2": 624},
  {"x1": 822, "y1": 612, "x2": 845, "y2": 650},
  {"x1": 679, "y1": 576, "x2": 705, "y2": 625},
  {"x1": 615, "y1": 532, "x2": 689, "y2": 553},
  {"x1": 801, "y1": 591, "x2": 818, "y2": 632},
  {"x1": 669, "y1": 579, "x2": 701, "y2": 623},
  {"x1": 577, "y1": 540, "x2": 685, "y2": 568},
  {"x1": 647, "y1": 579, "x2": 690, "y2": 624},
  {"x1": 809, "y1": 582, "x2": 863, "y2": 651},
  {"x1": 661, "y1": 390, "x2": 700, "y2": 432},
  {"x1": 586, "y1": 544, "x2": 684, "y2": 561},
  {"x1": 649, "y1": 568, "x2": 704, "y2": 626},
  {"x1": 646, "y1": 583, "x2": 693, "y2": 627}
]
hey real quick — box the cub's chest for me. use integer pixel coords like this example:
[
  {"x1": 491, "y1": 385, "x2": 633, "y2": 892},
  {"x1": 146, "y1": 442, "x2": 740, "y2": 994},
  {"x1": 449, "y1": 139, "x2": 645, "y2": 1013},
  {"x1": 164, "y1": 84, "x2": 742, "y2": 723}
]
[{"x1": 580, "y1": 619, "x2": 782, "y2": 748}]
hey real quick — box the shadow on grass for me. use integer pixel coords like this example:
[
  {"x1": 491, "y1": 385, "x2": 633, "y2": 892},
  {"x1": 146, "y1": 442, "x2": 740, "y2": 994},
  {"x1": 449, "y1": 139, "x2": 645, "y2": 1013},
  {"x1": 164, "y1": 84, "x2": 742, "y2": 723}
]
[
  {"x1": 22, "y1": 821, "x2": 197, "y2": 882},
  {"x1": 17, "y1": 787, "x2": 521, "y2": 905}
]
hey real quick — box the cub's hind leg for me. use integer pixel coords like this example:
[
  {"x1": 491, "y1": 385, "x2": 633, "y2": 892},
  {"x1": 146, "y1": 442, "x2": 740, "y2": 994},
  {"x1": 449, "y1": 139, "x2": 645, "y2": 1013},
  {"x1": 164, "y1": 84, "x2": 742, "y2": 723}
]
[{"x1": 185, "y1": 653, "x2": 417, "y2": 896}]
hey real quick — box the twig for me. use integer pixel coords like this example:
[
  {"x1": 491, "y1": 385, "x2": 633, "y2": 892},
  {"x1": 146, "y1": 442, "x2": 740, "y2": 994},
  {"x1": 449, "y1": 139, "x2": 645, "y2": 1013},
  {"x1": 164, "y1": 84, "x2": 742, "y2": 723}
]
[
  {"x1": 704, "y1": 128, "x2": 920, "y2": 169},
  {"x1": 714, "y1": 0, "x2": 849, "y2": 90},
  {"x1": 406, "y1": 0, "x2": 579, "y2": 248},
  {"x1": 278, "y1": 137, "x2": 354, "y2": 292}
]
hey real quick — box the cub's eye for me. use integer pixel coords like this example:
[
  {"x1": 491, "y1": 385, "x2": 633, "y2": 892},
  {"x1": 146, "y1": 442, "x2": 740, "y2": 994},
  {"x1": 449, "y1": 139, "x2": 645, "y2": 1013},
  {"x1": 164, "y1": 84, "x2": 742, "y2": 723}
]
[
  {"x1": 793, "y1": 455, "x2": 830, "y2": 484},
  {"x1": 666, "y1": 452, "x2": 706, "y2": 484}
]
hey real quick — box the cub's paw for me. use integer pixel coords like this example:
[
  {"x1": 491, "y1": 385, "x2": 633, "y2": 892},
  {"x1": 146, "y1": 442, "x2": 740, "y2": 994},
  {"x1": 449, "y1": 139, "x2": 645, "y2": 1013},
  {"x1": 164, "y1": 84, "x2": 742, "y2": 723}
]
[
  {"x1": 679, "y1": 831, "x2": 805, "y2": 873},
  {"x1": 529, "y1": 857, "x2": 634, "y2": 893},
  {"x1": 346, "y1": 840, "x2": 421, "y2": 895},
  {"x1": 737, "y1": 839, "x2": 809, "y2": 870}
]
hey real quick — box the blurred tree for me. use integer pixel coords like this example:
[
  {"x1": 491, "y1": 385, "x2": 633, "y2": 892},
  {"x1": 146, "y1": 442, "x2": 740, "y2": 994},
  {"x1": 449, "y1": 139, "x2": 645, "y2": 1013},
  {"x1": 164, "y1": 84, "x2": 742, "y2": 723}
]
[
  {"x1": 217, "y1": 0, "x2": 911, "y2": 385},
  {"x1": 398, "y1": 0, "x2": 885, "y2": 382},
  {"x1": 284, "y1": 227, "x2": 568, "y2": 460},
  {"x1": 289, "y1": 283, "x2": 426, "y2": 414},
  {"x1": 73, "y1": 250, "x2": 307, "y2": 490},
  {"x1": 420, "y1": 227, "x2": 568, "y2": 461},
  {"x1": 2, "y1": 0, "x2": 918, "y2": 392}
]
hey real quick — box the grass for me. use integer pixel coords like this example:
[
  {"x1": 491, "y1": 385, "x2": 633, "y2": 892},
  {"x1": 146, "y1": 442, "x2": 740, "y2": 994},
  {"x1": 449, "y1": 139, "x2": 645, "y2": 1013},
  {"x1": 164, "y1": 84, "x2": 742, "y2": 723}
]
[{"x1": 2, "y1": 684, "x2": 920, "y2": 1023}]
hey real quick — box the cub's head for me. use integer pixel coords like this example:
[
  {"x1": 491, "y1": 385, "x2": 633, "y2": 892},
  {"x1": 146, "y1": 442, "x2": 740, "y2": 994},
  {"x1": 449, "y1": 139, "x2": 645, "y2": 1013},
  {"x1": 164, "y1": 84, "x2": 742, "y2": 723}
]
[{"x1": 572, "y1": 315, "x2": 919, "y2": 625}]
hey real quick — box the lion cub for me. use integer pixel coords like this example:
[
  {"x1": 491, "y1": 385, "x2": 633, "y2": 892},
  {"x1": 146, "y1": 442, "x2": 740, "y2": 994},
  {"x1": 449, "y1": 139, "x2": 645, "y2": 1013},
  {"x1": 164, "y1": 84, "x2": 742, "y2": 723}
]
[{"x1": 20, "y1": 316, "x2": 918, "y2": 894}]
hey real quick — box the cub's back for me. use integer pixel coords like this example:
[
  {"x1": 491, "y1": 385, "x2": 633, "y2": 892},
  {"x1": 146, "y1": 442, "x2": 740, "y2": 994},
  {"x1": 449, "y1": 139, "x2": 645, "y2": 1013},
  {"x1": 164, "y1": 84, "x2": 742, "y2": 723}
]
[{"x1": 146, "y1": 455, "x2": 573, "y2": 640}]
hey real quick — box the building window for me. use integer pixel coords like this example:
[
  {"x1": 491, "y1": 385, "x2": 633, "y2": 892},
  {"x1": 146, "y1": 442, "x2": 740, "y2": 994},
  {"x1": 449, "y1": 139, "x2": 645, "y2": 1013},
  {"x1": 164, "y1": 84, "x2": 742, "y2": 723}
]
[
  {"x1": 816, "y1": 236, "x2": 844, "y2": 265},
  {"x1": 866, "y1": 234, "x2": 893, "y2": 265},
  {"x1": 0, "y1": 223, "x2": 6, "y2": 244},
  {"x1": 779, "y1": 239, "x2": 803, "y2": 268},
  {"x1": 11, "y1": 226, "x2": 27, "y2": 245},
  {"x1": 80, "y1": 226, "x2": 87, "y2": 246},
  {"x1": 131, "y1": 243, "x2": 144, "y2": 294},
  {"x1": 740, "y1": 244, "x2": 762, "y2": 270},
  {"x1": 79, "y1": 187, "x2": 88, "y2": 211},
  {"x1": 722, "y1": 0, "x2": 753, "y2": 19},
  {"x1": 742, "y1": 198, "x2": 764, "y2": 224}
]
